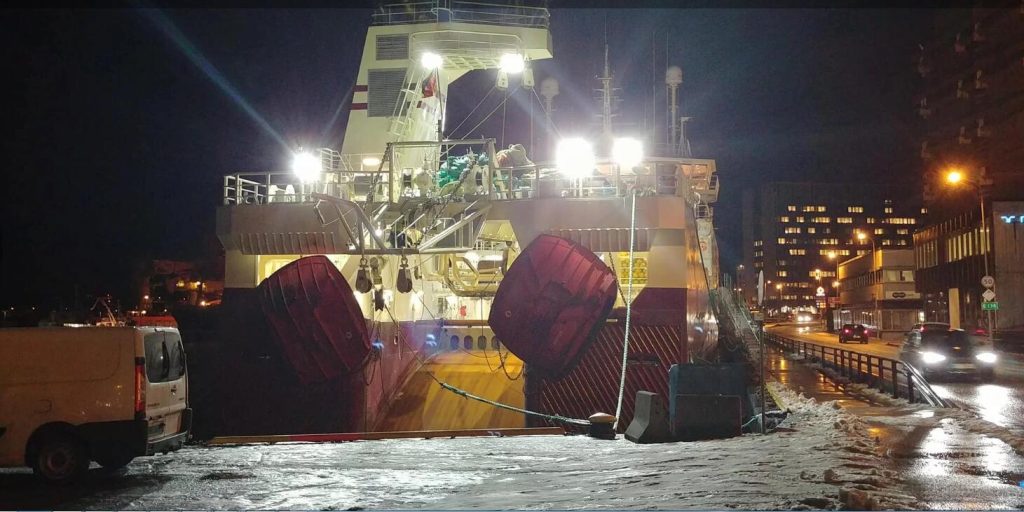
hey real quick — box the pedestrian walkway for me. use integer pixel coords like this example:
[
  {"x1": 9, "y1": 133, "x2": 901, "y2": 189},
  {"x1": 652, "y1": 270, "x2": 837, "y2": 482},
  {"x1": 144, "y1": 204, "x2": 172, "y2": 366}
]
[{"x1": 770, "y1": 347, "x2": 1024, "y2": 509}]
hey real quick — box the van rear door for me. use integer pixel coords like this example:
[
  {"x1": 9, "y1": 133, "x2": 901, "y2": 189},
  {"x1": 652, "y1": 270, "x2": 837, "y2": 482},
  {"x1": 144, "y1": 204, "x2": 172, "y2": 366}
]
[{"x1": 142, "y1": 330, "x2": 188, "y2": 441}]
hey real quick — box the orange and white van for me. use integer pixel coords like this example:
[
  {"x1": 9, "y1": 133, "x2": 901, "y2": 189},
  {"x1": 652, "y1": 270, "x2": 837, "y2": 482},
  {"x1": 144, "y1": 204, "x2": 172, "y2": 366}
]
[{"x1": 0, "y1": 327, "x2": 191, "y2": 483}]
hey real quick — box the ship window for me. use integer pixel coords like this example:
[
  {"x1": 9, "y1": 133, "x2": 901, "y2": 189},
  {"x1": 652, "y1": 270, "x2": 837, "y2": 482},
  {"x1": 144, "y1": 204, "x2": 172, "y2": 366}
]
[
  {"x1": 477, "y1": 336, "x2": 487, "y2": 350},
  {"x1": 463, "y1": 335, "x2": 473, "y2": 350},
  {"x1": 367, "y1": 68, "x2": 407, "y2": 118},
  {"x1": 450, "y1": 335, "x2": 459, "y2": 350},
  {"x1": 375, "y1": 34, "x2": 409, "y2": 60},
  {"x1": 491, "y1": 336, "x2": 501, "y2": 350}
]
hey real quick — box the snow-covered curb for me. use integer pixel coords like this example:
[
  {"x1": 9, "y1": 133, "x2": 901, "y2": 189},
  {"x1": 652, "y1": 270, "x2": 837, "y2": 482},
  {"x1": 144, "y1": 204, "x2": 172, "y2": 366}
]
[
  {"x1": 768, "y1": 382, "x2": 921, "y2": 510},
  {"x1": 782, "y1": 350, "x2": 1024, "y2": 460}
]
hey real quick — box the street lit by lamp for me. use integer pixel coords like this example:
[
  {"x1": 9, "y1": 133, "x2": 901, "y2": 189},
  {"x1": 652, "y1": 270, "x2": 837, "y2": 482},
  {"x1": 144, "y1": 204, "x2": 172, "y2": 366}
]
[
  {"x1": 292, "y1": 151, "x2": 322, "y2": 183},
  {"x1": 499, "y1": 53, "x2": 525, "y2": 74},
  {"x1": 556, "y1": 138, "x2": 595, "y2": 179},
  {"x1": 612, "y1": 137, "x2": 643, "y2": 169},
  {"x1": 421, "y1": 52, "x2": 443, "y2": 69}
]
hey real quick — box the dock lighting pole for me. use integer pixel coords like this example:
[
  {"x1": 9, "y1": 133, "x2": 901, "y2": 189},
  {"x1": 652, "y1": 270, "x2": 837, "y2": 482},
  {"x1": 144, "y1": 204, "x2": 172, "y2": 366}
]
[
  {"x1": 944, "y1": 167, "x2": 994, "y2": 345},
  {"x1": 556, "y1": 138, "x2": 595, "y2": 195},
  {"x1": 665, "y1": 66, "x2": 682, "y2": 156}
]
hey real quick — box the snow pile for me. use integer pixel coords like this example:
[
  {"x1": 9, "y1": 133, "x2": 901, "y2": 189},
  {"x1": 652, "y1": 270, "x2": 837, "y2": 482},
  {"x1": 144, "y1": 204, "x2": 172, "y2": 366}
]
[{"x1": 769, "y1": 382, "x2": 921, "y2": 510}]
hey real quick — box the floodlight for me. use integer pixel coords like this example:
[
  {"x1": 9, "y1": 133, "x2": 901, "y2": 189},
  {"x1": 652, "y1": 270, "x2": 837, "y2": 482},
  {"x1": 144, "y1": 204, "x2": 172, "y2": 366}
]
[
  {"x1": 421, "y1": 52, "x2": 443, "y2": 69},
  {"x1": 499, "y1": 53, "x2": 525, "y2": 74},
  {"x1": 292, "y1": 152, "x2": 321, "y2": 183},
  {"x1": 612, "y1": 137, "x2": 643, "y2": 169},
  {"x1": 556, "y1": 138, "x2": 595, "y2": 180}
]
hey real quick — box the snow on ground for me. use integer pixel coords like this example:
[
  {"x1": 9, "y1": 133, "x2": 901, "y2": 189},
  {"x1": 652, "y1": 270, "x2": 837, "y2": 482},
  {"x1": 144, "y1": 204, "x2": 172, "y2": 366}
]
[
  {"x1": 39, "y1": 383, "x2": 914, "y2": 511},
  {"x1": 782, "y1": 349, "x2": 1024, "y2": 461}
]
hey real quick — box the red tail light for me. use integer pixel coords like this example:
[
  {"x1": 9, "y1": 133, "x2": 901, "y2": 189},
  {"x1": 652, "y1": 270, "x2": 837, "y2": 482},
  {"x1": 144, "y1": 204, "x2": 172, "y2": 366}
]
[
  {"x1": 134, "y1": 358, "x2": 146, "y2": 418},
  {"x1": 844, "y1": 329, "x2": 850, "y2": 333}
]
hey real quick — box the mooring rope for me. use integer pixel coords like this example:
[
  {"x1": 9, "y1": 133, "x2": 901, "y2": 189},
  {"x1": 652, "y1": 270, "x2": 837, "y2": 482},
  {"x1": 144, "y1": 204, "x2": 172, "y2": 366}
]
[{"x1": 613, "y1": 190, "x2": 638, "y2": 430}]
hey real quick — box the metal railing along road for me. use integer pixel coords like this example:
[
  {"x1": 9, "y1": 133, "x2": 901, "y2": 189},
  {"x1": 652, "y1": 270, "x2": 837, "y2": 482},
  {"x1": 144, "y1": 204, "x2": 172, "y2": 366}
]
[{"x1": 766, "y1": 333, "x2": 949, "y2": 408}]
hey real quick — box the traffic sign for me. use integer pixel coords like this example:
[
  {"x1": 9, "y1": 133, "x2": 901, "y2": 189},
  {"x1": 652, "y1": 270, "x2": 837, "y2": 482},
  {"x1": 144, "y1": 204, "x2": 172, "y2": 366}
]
[
  {"x1": 982, "y1": 289, "x2": 996, "y2": 302},
  {"x1": 982, "y1": 301, "x2": 999, "y2": 311},
  {"x1": 982, "y1": 275, "x2": 995, "y2": 288}
]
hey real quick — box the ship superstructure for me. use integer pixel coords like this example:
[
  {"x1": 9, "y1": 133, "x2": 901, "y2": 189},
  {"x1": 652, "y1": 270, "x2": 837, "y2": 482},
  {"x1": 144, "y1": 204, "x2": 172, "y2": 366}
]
[{"x1": 212, "y1": 1, "x2": 721, "y2": 436}]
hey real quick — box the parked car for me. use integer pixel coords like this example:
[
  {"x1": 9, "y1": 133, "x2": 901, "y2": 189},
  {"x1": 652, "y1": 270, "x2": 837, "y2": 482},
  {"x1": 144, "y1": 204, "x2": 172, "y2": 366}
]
[
  {"x1": 0, "y1": 327, "x2": 191, "y2": 483},
  {"x1": 899, "y1": 328, "x2": 997, "y2": 381},
  {"x1": 839, "y1": 323, "x2": 869, "y2": 344}
]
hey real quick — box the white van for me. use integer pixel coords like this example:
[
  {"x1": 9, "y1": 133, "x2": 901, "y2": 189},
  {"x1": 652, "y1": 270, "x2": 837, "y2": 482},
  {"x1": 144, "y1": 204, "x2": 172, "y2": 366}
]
[{"x1": 0, "y1": 326, "x2": 191, "y2": 483}]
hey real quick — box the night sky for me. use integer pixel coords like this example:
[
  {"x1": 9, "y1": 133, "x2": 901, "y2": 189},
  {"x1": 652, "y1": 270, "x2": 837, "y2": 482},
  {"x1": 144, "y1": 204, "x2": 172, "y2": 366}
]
[{"x1": 3, "y1": 7, "x2": 934, "y2": 309}]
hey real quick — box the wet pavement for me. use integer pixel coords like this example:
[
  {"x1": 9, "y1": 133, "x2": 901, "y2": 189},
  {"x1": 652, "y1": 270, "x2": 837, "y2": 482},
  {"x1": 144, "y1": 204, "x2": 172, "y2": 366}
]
[
  {"x1": 768, "y1": 345, "x2": 1024, "y2": 509},
  {"x1": 771, "y1": 324, "x2": 1024, "y2": 435}
]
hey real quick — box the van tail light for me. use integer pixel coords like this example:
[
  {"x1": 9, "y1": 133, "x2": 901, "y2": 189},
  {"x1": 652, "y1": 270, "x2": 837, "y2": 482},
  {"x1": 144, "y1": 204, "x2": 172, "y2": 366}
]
[{"x1": 134, "y1": 357, "x2": 146, "y2": 419}]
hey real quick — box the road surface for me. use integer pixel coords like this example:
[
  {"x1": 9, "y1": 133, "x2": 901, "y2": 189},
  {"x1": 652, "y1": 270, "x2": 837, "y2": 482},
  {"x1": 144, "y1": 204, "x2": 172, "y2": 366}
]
[{"x1": 769, "y1": 324, "x2": 1024, "y2": 436}]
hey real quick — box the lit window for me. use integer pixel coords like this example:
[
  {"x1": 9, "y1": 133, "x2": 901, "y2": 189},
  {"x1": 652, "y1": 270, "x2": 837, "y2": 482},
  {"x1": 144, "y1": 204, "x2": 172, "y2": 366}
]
[
  {"x1": 921, "y1": 207, "x2": 928, "y2": 214},
  {"x1": 785, "y1": 227, "x2": 801, "y2": 234},
  {"x1": 807, "y1": 227, "x2": 816, "y2": 234},
  {"x1": 817, "y1": 206, "x2": 826, "y2": 212},
  {"x1": 787, "y1": 205, "x2": 797, "y2": 212},
  {"x1": 897, "y1": 228, "x2": 909, "y2": 235},
  {"x1": 836, "y1": 217, "x2": 853, "y2": 224},
  {"x1": 796, "y1": 216, "x2": 805, "y2": 223},
  {"x1": 803, "y1": 206, "x2": 816, "y2": 212},
  {"x1": 789, "y1": 249, "x2": 806, "y2": 255},
  {"x1": 884, "y1": 199, "x2": 893, "y2": 205},
  {"x1": 754, "y1": 240, "x2": 763, "y2": 247},
  {"x1": 779, "y1": 216, "x2": 790, "y2": 222},
  {"x1": 812, "y1": 217, "x2": 831, "y2": 223},
  {"x1": 874, "y1": 228, "x2": 884, "y2": 235},
  {"x1": 884, "y1": 207, "x2": 893, "y2": 214},
  {"x1": 848, "y1": 206, "x2": 864, "y2": 213},
  {"x1": 777, "y1": 237, "x2": 787, "y2": 244},
  {"x1": 778, "y1": 271, "x2": 788, "y2": 277},
  {"x1": 882, "y1": 239, "x2": 892, "y2": 246},
  {"x1": 867, "y1": 217, "x2": 876, "y2": 224}
]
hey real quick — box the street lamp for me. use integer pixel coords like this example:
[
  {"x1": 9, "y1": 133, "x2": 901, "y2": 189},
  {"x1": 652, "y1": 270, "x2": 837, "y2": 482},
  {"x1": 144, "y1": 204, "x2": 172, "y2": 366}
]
[{"x1": 943, "y1": 167, "x2": 994, "y2": 344}]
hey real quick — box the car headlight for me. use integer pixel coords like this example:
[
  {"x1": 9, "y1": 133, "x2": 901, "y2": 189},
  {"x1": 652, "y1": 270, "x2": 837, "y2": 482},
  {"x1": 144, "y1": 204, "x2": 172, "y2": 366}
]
[
  {"x1": 920, "y1": 351, "x2": 946, "y2": 364},
  {"x1": 975, "y1": 352, "x2": 998, "y2": 364}
]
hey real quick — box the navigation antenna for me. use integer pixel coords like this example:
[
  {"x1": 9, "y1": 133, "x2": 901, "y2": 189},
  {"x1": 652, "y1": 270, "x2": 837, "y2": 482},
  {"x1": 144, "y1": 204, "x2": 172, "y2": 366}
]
[{"x1": 596, "y1": 20, "x2": 616, "y2": 146}]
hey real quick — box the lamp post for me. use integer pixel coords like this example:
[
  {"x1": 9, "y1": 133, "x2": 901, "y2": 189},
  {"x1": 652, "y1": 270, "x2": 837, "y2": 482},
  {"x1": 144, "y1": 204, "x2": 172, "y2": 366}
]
[
  {"x1": 775, "y1": 283, "x2": 783, "y2": 316},
  {"x1": 944, "y1": 168, "x2": 994, "y2": 346}
]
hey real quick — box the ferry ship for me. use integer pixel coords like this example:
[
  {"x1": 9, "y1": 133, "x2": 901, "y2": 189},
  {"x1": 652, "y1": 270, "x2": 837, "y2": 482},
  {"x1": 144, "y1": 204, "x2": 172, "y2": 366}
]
[{"x1": 209, "y1": 1, "x2": 721, "y2": 436}]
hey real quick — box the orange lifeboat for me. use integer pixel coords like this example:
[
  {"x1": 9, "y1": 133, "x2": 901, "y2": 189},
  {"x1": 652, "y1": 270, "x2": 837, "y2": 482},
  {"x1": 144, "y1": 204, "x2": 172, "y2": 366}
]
[
  {"x1": 258, "y1": 255, "x2": 371, "y2": 384},
  {"x1": 489, "y1": 235, "x2": 617, "y2": 378}
]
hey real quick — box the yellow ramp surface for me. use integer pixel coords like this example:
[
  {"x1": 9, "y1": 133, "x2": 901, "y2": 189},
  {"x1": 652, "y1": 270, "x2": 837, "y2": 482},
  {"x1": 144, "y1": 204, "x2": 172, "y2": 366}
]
[{"x1": 377, "y1": 351, "x2": 526, "y2": 431}]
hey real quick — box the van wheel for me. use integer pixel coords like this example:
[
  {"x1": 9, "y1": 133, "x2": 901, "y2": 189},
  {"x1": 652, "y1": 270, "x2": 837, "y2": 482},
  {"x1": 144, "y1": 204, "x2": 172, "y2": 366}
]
[{"x1": 32, "y1": 434, "x2": 89, "y2": 484}]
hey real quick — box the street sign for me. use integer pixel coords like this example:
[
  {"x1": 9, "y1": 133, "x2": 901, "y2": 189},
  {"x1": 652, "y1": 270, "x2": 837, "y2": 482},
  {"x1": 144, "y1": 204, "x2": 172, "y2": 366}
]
[
  {"x1": 982, "y1": 301, "x2": 999, "y2": 311},
  {"x1": 982, "y1": 289, "x2": 996, "y2": 302},
  {"x1": 816, "y1": 286, "x2": 825, "y2": 297},
  {"x1": 982, "y1": 275, "x2": 995, "y2": 288}
]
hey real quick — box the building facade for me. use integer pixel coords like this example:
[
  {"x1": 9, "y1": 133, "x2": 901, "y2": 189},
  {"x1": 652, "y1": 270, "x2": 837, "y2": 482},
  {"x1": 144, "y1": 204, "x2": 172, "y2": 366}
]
[
  {"x1": 837, "y1": 250, "x2": 922, "y2": 339},
  {"x1": 916, "y1": 6, "x2": 1024, "y2": 213},
  {"x1": 914, "y1": 200, "x2": 1024, "y2": 333},
  {"x1": 741, "y1": 182, "x2": 922, "y2": 313}
]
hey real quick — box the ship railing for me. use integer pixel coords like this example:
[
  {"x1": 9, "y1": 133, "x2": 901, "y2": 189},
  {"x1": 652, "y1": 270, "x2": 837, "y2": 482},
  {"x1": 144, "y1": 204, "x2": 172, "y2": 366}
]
[{"x1": 372, "y1": 1, "x2": 549, "y2": 28}]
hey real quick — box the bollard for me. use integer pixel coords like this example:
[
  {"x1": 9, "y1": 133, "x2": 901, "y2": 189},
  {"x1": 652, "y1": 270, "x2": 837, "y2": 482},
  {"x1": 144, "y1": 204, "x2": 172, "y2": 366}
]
[{"x1": 588, "y1": 412, "x2": 617, "y2": 440}]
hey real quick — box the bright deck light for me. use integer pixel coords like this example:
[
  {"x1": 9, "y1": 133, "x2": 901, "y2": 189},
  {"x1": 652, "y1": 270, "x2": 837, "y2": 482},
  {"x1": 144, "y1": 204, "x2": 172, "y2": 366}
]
[
  {"x1": 362, "y1": 156, "x2": 382, "y2": 167},
  {"x1": 556, "y1": 138, "x2": 595, "y2": 179},
  {"x1": 292, "y1": 152, "x2": 322, "y2": 183},
  {"x1": 499, "y1": 53, "x2": 525, "y2": 74},
  {"x1": 612, "y1": 137, "x2": 643, "y2": 168},
  {"x1": 421, "y1": 52, "x2": 443, "y2": 69}
]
